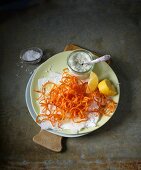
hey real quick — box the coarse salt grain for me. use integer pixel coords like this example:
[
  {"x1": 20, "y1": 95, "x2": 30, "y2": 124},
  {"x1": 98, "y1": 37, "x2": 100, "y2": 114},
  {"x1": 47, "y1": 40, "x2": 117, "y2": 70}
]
[{"x1": 22, "y1": 50, "x2": 41, "y2": 61}]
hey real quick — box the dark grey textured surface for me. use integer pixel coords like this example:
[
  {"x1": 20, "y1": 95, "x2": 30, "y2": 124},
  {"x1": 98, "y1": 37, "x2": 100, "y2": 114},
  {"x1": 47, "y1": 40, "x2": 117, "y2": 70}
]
[{"x1": 0, "y1": 0, "x2": 141, "y2": 169}]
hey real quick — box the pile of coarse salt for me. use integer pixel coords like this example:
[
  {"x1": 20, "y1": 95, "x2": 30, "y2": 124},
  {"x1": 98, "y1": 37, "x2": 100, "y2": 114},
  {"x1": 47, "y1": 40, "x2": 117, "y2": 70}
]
[
  {"x1": 16, "y1": 49, "x2": 42, "y2": 78},
  {"x1": 22, "y1": 50, "x2": 41, "y2": 61}
]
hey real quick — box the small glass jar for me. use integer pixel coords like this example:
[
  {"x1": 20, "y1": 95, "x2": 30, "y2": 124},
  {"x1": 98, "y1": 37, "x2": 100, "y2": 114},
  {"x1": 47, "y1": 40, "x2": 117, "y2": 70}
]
[
  {"x1": 67, "y1": 50, "x2": 94, "y2": 79},
  {"x1": 20, "y1": 47, "x2": 43, "y2": 64}
]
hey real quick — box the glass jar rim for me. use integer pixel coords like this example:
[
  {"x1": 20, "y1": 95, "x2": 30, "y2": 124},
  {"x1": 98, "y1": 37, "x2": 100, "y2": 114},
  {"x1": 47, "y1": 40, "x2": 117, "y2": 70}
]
[{"x1": 67, "y1": 49, "x2": 94, "y2": 74}]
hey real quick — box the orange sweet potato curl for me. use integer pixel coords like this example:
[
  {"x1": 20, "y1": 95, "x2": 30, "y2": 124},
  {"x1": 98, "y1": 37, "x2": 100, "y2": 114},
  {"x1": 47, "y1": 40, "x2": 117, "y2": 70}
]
[{"x1": 34, "y1": 69, "x2": 116, "y2": 126}]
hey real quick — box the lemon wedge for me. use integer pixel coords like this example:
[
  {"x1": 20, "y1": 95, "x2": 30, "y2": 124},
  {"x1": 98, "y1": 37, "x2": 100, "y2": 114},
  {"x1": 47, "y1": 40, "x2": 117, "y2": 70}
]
[
  {"x1": 98, "y1": 79, "x2": 117, "y2": 96},
  {"x1": 86, "y1": 72, "x2": 99, "y2": 93}
]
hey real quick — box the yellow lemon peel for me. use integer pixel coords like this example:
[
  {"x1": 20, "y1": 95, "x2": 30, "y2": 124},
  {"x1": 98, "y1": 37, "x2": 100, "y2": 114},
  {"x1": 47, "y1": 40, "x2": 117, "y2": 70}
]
[
  {"x1": 86, "y1": 72, "x2": 99, "y2": 93},
  {"x1": 98, "y1": 79, "x2": 117, "y2": 96}
]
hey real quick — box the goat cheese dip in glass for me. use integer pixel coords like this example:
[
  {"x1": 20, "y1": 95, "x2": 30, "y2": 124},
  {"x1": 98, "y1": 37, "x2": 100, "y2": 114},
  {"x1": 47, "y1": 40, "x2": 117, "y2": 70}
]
[{"x1": 67, "y1": 50, "x2": 94, "y2": 79}]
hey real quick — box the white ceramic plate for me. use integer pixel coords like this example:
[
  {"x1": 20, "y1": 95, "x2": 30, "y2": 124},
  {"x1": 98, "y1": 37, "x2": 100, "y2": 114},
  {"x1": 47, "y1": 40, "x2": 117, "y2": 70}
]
[{"x1": 30, "y1": 51, "x2": 120, "y2": 135}]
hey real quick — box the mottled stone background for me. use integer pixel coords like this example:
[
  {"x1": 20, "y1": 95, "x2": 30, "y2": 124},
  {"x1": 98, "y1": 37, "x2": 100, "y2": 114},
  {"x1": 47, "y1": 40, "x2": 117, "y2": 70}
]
[{"x1": 0, "y1": 0, "x2": 141, "y2": 169}]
